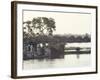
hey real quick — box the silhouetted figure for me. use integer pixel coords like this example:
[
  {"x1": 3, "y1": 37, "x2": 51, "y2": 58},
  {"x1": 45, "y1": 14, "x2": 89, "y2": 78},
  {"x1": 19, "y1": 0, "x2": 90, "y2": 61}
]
[
  {"x1": 45, "y1": 46, "x2": 51, "y2": 58},
  {"x1": 41, "y1": 46, "x2": 45, "y2": 56},
  {"x1": 37, "y1": 45, "x2": 42, "y2": 56}
]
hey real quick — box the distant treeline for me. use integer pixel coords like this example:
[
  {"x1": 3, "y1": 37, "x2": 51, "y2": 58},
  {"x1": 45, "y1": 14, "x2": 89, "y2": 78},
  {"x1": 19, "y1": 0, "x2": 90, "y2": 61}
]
[{"x1": 23, "y1": 33, "x2": 91, "y2": 44}]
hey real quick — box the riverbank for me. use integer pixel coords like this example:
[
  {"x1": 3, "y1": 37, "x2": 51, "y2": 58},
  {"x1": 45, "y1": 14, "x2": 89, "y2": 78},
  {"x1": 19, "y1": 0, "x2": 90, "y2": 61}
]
[{"x1": 64, "y1": 50, "x2": 90, "y2": 54}]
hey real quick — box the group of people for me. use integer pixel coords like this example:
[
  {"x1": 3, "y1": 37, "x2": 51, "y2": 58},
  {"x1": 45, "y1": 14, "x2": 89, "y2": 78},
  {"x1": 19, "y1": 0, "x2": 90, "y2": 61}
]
[
  {"x1": 28, "y1": 44, "x2": 51, "y2": 57},
  {"x1": 33, "y1": 43, "x2": 51, "y2": 57},
  {"x1": 23, "y1": 42, "x2": 65, "y2": 59}
]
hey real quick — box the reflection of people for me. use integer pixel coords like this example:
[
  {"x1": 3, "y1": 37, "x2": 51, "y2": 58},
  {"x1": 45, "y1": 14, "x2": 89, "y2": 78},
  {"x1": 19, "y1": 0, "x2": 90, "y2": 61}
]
[{"x1": 76, "y1": 47, "x2": 80, "y2": 59}]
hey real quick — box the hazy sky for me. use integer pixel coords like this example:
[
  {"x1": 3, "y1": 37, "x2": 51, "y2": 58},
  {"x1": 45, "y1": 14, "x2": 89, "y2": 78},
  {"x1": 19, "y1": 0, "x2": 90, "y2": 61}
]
[{"x1": 23, "y1": 10, "x2": 91, "y2": 35}]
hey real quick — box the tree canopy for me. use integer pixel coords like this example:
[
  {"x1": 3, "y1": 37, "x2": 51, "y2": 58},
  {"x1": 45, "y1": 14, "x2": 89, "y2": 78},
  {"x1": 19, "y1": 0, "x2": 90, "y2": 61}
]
[{"x1": 23, "y1": 17, "x2": 56, "y2": 38}]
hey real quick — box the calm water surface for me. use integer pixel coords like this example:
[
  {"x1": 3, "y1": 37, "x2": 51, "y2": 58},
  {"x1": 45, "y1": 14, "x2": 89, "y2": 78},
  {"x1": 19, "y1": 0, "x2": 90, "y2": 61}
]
[{"x1": 23, "y1": 54, "x2": 91, "y2": 70}]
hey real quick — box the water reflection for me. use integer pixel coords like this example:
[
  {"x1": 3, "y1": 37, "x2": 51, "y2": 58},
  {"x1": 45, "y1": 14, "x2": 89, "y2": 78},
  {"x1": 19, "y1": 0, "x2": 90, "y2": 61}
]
[{"x1": 23, "y1": 54, "x2": 91, "y2": 70}]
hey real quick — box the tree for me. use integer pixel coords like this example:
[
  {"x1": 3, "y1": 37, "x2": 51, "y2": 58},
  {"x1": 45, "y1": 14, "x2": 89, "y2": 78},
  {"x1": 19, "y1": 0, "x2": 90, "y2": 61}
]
[
  {"x1": 83, "y1": 33, "x2": 91, "y2": 42},
  {"x1": 44, "y1": 17, "x2": 56, "y2": 35},
  {"x1": 23, "y1": 20, "x2": 35, "y2": 37},
  {"x1": 32, "y1": 17, "x2": 56, "y2": 36},
  {"x1": 23, "y1": 17, "x2": 56, "y2": 38}
]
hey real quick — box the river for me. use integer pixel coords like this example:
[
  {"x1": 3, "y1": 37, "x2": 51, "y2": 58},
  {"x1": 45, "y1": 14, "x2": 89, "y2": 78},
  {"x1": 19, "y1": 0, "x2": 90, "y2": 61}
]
[{"x1": 23, "y1": 54, "x2": 91, "y2": 70}]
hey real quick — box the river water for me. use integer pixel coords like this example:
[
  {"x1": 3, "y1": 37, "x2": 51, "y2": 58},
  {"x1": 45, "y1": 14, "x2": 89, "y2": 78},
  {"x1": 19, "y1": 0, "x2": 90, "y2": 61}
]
[{"x1": 23, "y1": 54, "x2": 91, "y2": 70}]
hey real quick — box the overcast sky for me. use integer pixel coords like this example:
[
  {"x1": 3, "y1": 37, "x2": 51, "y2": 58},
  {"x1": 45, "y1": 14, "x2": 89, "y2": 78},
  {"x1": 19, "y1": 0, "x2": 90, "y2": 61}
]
[{"x1": 23, "y1": 10, "x2": 91, "y2": 35}]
